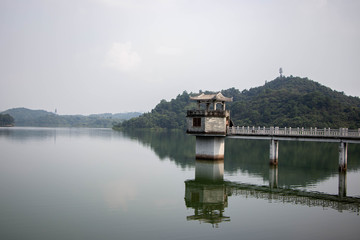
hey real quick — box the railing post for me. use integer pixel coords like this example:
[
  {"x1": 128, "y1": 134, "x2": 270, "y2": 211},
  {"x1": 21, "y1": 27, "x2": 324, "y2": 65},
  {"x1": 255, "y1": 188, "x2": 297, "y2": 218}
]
[{"x1": 289, "y1": 127, "x2": 291, "y2": 135}]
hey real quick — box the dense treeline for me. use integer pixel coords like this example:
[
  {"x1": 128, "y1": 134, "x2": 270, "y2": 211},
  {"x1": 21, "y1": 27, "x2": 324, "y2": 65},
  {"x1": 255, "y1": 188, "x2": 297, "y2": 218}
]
[
  {"x1": 115, "y1": 76, "x2": 360, "y2": 130},
  {"x1": 0, "y1": 114, "x2": 14, "y2": 126},
  {"x1": 116, "y1": 92, "x2": 197, "y2": 129},
  {"x1": 1, "y1": 108, "x2": 141, "y2": 128}
]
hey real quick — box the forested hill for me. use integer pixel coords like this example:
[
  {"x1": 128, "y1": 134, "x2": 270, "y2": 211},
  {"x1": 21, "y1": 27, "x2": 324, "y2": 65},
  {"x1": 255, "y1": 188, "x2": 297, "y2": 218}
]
[
  {"x1": 116, "y1": 76, "x2": 360, "y2": 130},
  {"x1": 0, "y1": 108, "x2": 142, "y2": 128}
]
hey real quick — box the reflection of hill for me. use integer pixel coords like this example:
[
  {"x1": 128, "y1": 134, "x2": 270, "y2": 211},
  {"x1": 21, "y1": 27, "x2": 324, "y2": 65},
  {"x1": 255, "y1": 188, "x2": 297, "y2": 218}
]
[
  {"x1": 0, "y1": 127, "x2": 119, "y2": 142},
  {"x1": 121, "y1": 130, "x2": 195, "y2": 169},
  {"x1": 122, "y1": 130, "x2": 360, "y2": 187}
]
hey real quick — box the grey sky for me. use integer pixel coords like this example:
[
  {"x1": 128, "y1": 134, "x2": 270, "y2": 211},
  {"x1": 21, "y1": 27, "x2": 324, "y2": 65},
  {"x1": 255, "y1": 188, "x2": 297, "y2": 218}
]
[{"x1": 1, "y1": 0, "x2": 359, "y2": 115}]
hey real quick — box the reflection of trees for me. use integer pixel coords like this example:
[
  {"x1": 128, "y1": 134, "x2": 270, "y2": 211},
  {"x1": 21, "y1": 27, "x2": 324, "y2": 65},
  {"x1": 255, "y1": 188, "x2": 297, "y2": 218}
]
[
  {"x1": 121, "y1": 130, "x2": 360, "y2": 187},
  {"x1": 225, "y1": 139, "x2": 360, "y2": 187},
  {"x1": 121, "y1": 129, "x2": 195, "y2": 169}
]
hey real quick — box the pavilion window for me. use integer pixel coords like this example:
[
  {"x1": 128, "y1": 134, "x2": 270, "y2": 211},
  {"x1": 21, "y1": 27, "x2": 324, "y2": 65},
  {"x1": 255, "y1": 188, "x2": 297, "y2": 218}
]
[{"x1": 193, "y1": 118, "x2": 201, "y2": 127}]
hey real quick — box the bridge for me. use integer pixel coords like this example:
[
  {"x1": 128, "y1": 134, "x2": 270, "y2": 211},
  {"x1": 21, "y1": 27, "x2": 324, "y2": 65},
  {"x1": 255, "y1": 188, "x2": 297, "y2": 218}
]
[{"x1": 186, "y1": 93, "x2": 360, "y2": 171}]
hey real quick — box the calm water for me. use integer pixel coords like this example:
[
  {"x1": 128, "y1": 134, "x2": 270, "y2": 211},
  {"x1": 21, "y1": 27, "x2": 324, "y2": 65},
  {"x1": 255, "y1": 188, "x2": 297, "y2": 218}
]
[{"x1": 1, "y1": 127, "x2": 360, "y2": 240}]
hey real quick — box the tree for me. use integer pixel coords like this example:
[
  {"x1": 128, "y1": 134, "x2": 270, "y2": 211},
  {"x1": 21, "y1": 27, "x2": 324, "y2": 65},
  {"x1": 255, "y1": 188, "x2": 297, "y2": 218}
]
[{"x1": 0, "y1": 114, "x2": 15, "y2": 126}]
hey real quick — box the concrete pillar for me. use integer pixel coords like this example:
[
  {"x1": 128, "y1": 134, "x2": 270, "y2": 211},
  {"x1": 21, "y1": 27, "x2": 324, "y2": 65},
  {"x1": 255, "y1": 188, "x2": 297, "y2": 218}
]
[
  {"x1": 269, "y1": 165, "x2": 278, "y2": 189},
  {"x1": 195, "y1": 159, "x2": 224, "y2": 182},
  {"x1": 338, "y1": 171, "x2": 347, "y2": 198},
  {"x1": 196, "y1": 136, "x2": 225, "y2": 160},
  {"x1": 269, "y1": 139, "x2": 279, "y2": 165},
  {"x1": 338, "y1": 141, "x2": 348, "y2": 172}
]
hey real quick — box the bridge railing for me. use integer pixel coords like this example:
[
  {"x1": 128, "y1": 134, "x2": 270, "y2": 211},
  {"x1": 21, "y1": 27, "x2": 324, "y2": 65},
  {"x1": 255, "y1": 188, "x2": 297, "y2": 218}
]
[{"x1": 227, "y1": 126, "x2": 360, "y2": 138}]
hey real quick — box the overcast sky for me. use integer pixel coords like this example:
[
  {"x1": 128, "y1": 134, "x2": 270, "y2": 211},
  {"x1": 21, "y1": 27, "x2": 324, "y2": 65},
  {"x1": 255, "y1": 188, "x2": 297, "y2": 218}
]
[{"x1": 1, "y1": 0, "x2": 359, "y2": 115}]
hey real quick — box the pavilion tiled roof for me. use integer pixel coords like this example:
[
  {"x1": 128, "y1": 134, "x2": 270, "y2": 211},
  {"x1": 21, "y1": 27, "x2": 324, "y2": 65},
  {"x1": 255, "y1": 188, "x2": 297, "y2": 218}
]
[{"x1": 190, "y1": 92, "x2": 233, "y2": 102}]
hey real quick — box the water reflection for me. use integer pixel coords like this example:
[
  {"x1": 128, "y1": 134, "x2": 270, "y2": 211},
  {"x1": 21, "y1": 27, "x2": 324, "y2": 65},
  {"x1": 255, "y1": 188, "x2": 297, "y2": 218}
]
[
  {"x1": 121, "y1": 130, "x2": 360, "y2": 188},
  {"x1": 339, "y1": 172, "x2": 347, "y2": 198},
  {"x1": 185, "y1": 159, "x2": 229, "y2": 227},
  {"x1": 185, "y1": 160, "x2": 360, "y2": 227},
  {"x1": 269, "y1": 165, "x2": 278, "y2": 189}
]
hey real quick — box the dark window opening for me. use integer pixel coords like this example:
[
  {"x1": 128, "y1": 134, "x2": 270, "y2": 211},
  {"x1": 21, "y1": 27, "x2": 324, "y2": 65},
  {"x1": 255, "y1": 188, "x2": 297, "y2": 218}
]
[{"x1": 193, "y1": 118, "x2": 201, "y2": 127}]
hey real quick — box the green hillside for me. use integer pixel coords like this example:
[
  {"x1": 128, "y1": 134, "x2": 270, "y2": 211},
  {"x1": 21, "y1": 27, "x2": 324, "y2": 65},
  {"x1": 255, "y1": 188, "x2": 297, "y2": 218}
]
[
  {"x1": 1, "y1": 108, "x2": 142, "y2": 128},
  {"x1": 115, "y1": 76, "x2": 360, "y2": 130}
]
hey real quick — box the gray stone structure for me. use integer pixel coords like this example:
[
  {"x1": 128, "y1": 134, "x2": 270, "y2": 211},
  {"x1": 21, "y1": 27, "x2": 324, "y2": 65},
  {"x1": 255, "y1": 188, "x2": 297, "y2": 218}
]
[{"x1": 186, "y1": 93, "x2": 233, "y2": 160}]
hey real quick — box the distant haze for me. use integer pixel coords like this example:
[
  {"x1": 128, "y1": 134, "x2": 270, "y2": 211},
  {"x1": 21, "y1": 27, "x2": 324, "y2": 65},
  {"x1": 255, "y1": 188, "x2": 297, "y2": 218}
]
[{"x1": 1, "y1": 0, "x2": 359, "y2": 115}]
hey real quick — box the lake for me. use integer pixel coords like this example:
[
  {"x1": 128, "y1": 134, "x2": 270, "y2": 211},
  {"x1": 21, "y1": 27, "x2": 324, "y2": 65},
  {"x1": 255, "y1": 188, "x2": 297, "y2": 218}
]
[{"x1": 1, "y1": 127, "x2": 360, "y2": 240}]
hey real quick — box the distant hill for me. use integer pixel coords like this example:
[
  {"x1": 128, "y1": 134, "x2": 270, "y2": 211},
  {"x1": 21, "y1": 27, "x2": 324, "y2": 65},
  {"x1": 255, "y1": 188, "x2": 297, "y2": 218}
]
[
  {"x1": 0, "y1": 108, "x2": 142, "y2": 128},
  {"x1": 115, "y1": 76, "x2": 360, "y2": 130}
]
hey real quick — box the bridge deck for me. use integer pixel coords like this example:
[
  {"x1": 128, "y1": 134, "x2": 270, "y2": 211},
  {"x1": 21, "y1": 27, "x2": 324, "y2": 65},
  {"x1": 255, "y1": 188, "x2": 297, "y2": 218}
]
[{"x1": 227, "y1": 126, "x2": 360, "y2": 143}]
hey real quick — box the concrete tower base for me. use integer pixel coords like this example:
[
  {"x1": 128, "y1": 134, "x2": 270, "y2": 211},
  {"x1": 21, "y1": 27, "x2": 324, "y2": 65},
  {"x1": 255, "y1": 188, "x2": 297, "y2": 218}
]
[{"x1": 195, "y1": 136, "x2": 225, "y2": 160}]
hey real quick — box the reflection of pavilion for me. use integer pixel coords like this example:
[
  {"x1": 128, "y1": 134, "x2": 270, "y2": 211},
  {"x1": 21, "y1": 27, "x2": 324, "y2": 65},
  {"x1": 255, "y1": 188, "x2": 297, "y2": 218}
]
[
  {"x1": 185, "y1": 180, "x2": 230, "y2": 227},
  {"x1": 184, "y1": 160, "x2": 229, "y2": 227},
  {"x1": 185, "y1": 160, "x2": 360, "y2": 226}
]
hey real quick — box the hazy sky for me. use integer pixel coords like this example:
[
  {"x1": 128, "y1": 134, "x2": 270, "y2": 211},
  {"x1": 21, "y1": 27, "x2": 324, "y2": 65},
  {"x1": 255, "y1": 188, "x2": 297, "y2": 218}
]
[{"x1": 1, "y1": 0, "x2": 359, "y2": 115}]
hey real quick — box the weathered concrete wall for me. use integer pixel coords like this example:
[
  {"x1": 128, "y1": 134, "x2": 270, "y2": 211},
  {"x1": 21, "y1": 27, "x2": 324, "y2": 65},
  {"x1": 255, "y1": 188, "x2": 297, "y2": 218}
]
[
  {"x1": 204, "y1": 117, "x2": 226, "y2": 134},
  {"x1": 187, "y1": 116, "x2": 226, "y2": 135},
  {"x1": 196, "y1": 136, "x2": 225, "y2": 160},
  {"x1": 186, "y1": 117, "x2": 205, "y2": 133}
]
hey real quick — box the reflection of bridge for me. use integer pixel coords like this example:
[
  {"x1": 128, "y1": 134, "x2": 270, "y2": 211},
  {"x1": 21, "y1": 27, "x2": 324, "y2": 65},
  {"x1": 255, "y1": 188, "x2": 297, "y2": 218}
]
[
  {"x1": 185, "y1": 160, "x2": 360, "y2": 227},
  {"x1": 185, "y1": 179, "x2": 360, "y2": 217},
  {"x1": 225, "y1": 180, "x2": 360, "y2": 213}
]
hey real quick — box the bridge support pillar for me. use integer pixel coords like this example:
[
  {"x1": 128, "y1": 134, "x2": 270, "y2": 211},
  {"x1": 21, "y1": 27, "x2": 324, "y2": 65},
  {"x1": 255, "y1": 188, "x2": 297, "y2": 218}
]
[
  {"x1": 269, "y1": 139, "x2": 279, "y2": 165},
  {"x1": 338, "y1": 141, "x2": 348, "y2": 172},
  {"x1": 195, "y1": 136, "x2": 225, "y2": 160}
]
